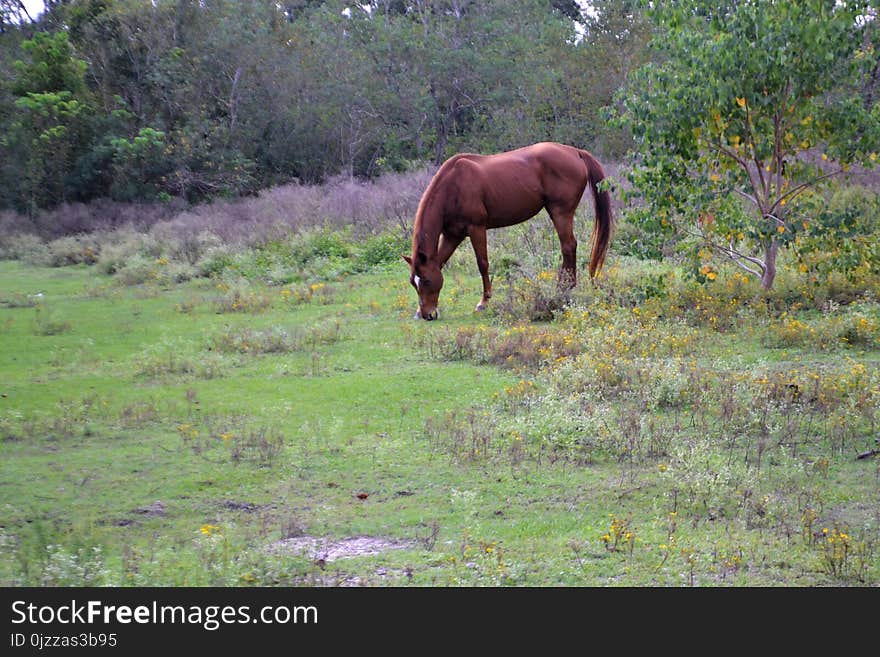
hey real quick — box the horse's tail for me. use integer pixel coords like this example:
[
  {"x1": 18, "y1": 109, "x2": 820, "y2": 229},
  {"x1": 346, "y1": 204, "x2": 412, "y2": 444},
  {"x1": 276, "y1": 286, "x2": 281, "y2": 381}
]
[{"x1": 577, "y1": 149, "x2": 613, "y2": 278}]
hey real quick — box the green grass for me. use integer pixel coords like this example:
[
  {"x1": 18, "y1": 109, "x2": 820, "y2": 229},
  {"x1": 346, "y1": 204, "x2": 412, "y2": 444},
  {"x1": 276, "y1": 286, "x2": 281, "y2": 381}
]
[{"x1": 1, "y1": 251, "x2": 878, "y2": 586}]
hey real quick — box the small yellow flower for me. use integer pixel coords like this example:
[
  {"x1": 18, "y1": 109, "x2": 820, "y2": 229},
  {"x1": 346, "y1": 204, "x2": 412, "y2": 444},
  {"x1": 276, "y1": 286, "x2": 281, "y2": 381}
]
[
  {"x1": 735, "y1": 97, "x2": 746, "y2": 107},
  {"x1": 777, "y1": 225, "x2": 786, "y2": 234},
  {"x1": 199, "y1": 524, "x2": 220, "y2": 536}
]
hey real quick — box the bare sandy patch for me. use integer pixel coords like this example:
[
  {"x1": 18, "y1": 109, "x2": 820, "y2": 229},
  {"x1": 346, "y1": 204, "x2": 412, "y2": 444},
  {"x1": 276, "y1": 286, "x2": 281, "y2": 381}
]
[{"x1": 268, "y1": 536, "x2": 415, "y2": 562}]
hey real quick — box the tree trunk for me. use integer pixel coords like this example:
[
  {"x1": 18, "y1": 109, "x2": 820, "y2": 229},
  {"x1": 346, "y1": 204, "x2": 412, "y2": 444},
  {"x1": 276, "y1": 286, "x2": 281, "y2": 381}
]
[{"x1": 761, "y1": 239, "x2": 778, "y2": 290}]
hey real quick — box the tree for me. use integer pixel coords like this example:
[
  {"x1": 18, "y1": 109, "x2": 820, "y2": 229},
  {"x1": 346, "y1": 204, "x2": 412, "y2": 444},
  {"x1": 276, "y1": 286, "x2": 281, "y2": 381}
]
[
  {"x1": 578, "y1": 0, "x2": 651, "y2": 156},
  {"x1": 619, "y1": 0, "x2": 879, "y2": 289},
  {"x1": 6, "y1": 31, "x2": 92, "y2": 210},
  {"x1": 1, "y1": 1, "x2": 35, "y2": 32},
  {"x1": 0, "y1": 0, "x2": 639, "y2": 209}
]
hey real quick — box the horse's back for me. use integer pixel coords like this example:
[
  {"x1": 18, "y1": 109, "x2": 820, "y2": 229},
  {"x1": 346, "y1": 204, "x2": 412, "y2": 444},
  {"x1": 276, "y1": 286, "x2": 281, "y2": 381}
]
[{"x1": 480, "y1": 143, "x2": 589, "y2": 221}]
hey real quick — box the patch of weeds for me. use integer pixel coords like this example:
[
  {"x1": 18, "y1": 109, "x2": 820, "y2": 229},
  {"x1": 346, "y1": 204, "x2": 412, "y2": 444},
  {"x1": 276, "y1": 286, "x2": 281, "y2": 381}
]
[
  {"x1": 599, "y1": 515, "x2": 637, "y2": 556},
  {"x1": 115, "y1": 400, "x2": 161, "y2": 429},
  {"x1": 1, "y1": 397, "x2": 101, "y2": 442},
  {"x1": 212, "y1": 279, "x2": 273, "y2": 314},
  {"x1": 817, "y1": 526, "x2": 875, "y2": 583},
  {"x1": 423, "y1": 410, "x2": 499, "y2": 464},
  {"x1": 421, "y1": 323, "x2": 580, "y2": 370},
  {"x1": 280, "y1": 282, "x2": 335, "y2": 306},
  {"x1": 763, "y1": 304, "x2": 880, "y2": 350},
  {"x1": 494, "y1": 268, "x2": 573, "y2": 322},
  {"x1": 0, "y1": 412, "x2": 20, "y2": 441},
  {"x1": 211, "y1": 325, "x2": 300, "y2": 355},
  {"x1": 178, "y1": 414, "x2": 285, "y2": 467},
  {"x1": 32, "y1": 304, "x2": 72, "y2": 336},
  {"x1": 210, "y1": 320, "x2": 341, "y2": 356},
  {"x1": 0, "y1": 523, "x2": 114, "y2": 586},
  {"x1": 1, "y1": 292, "x2": 40, "y2": 308},
  {"x1": 451, "y1": 531, "x2": 516, "y2": 585},
  {"x1": 174, "y1": 294, "x2": 203, "y2": 314},
  {"x1": 134, "y1": 337, "x2": 226, "y2": 379},
  {"x1": 40, "y1": 544, "x2": 113, "y2": 586},
  {"x1": 84, "y1": 282, "x2": 116, "y2": 299}
]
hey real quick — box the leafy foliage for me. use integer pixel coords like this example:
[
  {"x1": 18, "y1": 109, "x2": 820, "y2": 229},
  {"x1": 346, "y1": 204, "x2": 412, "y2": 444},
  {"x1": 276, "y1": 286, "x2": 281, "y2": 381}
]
[
  {"x1": 1, "y1": 0, "x2": 640, "y2": 212},
  {"x1": 618, "y1": 0, "x2": 880, "y2": 289}
]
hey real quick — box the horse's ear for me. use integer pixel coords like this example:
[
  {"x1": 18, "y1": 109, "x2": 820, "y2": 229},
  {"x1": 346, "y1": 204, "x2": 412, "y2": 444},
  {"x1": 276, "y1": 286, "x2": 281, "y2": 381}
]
[{"x1": 402, "y1": 254, "x2": 413, "y2": 266}]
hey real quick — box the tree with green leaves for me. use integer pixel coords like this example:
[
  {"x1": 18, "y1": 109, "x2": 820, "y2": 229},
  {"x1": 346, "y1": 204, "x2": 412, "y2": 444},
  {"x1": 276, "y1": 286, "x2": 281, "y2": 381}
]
[
  {"x1": 619, "y1": 0, "x2": 879, "y2": 289},
  {"x1": 6, "y1": 31, "x2": 92, "y2": 211}
]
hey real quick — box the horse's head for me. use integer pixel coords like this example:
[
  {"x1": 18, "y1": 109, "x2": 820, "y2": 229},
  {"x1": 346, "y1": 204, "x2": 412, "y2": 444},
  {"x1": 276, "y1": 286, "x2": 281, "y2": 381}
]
[{"x1": 402, "y1": 252, "x2": 443, "y2": 320}]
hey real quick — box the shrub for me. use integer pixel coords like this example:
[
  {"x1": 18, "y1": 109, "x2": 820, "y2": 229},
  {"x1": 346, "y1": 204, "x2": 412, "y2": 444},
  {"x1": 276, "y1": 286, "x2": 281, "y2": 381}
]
[
  {"x1": 196, "y1": 245, "x2": 236, "y2": 278},
  {"x1": 115, "y1": 254, "x2": 160, "y2": 286},
  {"x1": 0, "y1": 234, "x2": 50, "y2": 265},
  {"x1": 98, "y1": 230, "x2": 162, "y2": 275},
  {"x1": 493, "y1": 270, "x2": 573, "y2": 323},
  {"x1": 32, "y1": 304, "x2": 72, "y2": 336},
  {"x1": 358, "y1": 232, "x2": 409, "y2": 268},
  {"x1": 45, "y1": 235, "x2": 100, "y2": 266}
]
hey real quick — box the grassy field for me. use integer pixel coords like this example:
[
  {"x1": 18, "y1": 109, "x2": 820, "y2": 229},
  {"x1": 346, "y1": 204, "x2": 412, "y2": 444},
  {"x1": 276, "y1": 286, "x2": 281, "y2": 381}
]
[{"x1": 1, "y1": 221, "x2": 878, "y2": 586}]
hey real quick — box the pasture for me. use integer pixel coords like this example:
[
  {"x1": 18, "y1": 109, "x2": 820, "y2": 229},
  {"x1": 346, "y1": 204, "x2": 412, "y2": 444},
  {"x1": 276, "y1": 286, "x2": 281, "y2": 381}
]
[{"x1": 1, "y1": 212, "x2": 879, "y2": 586}]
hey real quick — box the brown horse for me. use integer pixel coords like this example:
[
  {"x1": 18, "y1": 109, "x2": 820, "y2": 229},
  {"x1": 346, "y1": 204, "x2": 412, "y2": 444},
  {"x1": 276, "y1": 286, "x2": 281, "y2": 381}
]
[{"x1": 403, "y1": 141, "x2": 613, "y2": 320}]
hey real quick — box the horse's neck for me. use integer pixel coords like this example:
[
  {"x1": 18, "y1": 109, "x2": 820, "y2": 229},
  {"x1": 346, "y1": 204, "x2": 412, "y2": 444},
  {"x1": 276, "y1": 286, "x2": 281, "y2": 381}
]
[{"x1": 413, "y1": 204, "x2": 443, "y2": 259}]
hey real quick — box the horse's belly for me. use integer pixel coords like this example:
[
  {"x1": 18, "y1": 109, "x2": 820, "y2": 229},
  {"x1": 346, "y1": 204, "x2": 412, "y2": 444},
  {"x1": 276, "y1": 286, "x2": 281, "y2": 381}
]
[{"x1": 484, "y1": 197, "x2": 545, "y2": 228}]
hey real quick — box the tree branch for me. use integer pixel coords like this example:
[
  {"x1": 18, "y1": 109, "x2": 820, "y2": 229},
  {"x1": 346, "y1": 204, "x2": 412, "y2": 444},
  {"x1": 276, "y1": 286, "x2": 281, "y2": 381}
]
[
  {"x1": 682, "y1": 225, "x2": 766, "y2": 278},
  {"x1": 767, "y1": 168, "x2": 846, "y2": 215}
]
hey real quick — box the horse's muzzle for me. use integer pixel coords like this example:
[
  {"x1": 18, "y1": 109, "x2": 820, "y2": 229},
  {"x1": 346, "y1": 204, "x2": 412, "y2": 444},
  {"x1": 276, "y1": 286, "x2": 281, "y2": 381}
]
[{"x1": 415, "y1": 309, "x2": 438, "y2": 321}]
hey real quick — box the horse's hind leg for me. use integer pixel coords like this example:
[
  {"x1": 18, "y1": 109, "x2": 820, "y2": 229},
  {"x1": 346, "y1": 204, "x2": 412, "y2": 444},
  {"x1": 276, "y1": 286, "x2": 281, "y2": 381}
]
[
  {"x1": 548, "y1": 207, "x2": 577, "y2": 290},
  {"x1": 468, "y1": 225, "x2": 492, "y2": 311}
]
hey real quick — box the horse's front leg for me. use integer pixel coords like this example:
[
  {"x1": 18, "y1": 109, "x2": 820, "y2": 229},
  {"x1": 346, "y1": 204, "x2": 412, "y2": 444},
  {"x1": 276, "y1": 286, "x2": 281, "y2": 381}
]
[
  {"x1": 468, "y1": 226, "x2": 492, "y2": 311},
  {"x1": 437, "y1": 232, "x2": 464, "y2": 267}
]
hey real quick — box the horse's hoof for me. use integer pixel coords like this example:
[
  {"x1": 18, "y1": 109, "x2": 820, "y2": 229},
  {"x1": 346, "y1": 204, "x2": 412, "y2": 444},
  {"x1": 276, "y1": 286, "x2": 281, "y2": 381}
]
[{"x1": 475, "y1": 302, "x2": 487, "y2": 312}]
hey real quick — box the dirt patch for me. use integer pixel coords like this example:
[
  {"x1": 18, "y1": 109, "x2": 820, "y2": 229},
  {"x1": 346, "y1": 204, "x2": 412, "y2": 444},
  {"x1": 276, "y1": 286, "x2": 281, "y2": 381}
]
[
  {"x1": 268, "y1": 536, "x2": 415, "y2": 562},
  {"x1": 132, "y1": 500, "x2": 166, "y2": 517},
  {"x1": 105, "y1": 500, "x2": 166, "y2": 527},
  {"x1": 220, "y1": 500, "x2": 262, "y2": 512}
]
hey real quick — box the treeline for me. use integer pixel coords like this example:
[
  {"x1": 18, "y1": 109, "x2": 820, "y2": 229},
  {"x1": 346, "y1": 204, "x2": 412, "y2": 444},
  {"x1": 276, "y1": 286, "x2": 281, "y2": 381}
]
[{"x1": 0, "y1": 0, "x2": 649, "y2": 212}]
